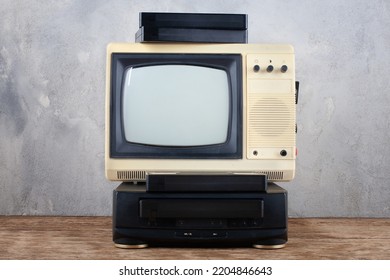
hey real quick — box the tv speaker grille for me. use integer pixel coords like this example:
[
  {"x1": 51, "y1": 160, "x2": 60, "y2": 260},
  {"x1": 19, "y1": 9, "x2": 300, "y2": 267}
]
[
  {"x1": 117, "y1": 171, "x2": 146, "y2": 181},
  {"x1": 247, "y1": 95, "x2": 295, "y2": 147}
]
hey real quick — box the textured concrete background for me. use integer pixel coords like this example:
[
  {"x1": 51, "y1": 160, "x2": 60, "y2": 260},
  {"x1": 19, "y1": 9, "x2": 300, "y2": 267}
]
[{"x1": 1, "y1": 0, "x2": 389, "y2": 217}]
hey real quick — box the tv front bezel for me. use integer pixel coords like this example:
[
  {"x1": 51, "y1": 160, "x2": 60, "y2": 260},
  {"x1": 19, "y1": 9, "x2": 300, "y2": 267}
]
[{"x1": 110, "y1": 53, "x2": 243, "y2": 159}]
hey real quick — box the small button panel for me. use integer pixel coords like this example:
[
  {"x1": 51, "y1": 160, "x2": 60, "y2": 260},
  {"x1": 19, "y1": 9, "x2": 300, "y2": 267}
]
[
  {"x1": 175, "y1": 231, "x2": 227, "y2": 238},
  {"x1": 247, "y1": 54, "x2": 294, "y2": 77}
]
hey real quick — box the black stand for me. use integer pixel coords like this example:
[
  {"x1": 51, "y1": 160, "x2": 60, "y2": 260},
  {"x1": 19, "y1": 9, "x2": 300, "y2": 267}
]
[{"x1": 112, "y1": 175, "x2": 288, "y2": 249}]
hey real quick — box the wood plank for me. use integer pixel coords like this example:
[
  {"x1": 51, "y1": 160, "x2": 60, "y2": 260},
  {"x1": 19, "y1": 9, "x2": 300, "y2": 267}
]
[{"x1": 0, "y1": 217, "x2": 389, "y2": 259}]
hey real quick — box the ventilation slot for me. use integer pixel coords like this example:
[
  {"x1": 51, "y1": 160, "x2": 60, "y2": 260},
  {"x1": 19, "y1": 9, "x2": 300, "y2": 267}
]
[
  {"x1": 260, "y1": 171, "x2": 284, "y2": 181},
  {"x1": 117, "y1": 171, "x2": 146, "y2": 181}
]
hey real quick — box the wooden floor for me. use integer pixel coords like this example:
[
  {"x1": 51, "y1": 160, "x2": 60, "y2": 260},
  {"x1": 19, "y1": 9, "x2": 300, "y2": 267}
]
[{"x1": 0, "y1": 216, "x2": 389, "y2": 259}]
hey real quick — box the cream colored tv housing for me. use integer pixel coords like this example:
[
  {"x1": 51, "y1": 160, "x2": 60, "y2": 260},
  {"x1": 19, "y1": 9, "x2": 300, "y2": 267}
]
[{"x1": 105, "y1": 43, "x2": 296, "y2": 182}]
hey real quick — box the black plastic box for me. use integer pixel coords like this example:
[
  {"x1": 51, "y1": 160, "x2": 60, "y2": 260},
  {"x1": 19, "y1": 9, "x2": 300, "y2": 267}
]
[
  {"x1": 113, "y1": 182, "x2": 287, "y2": 248},
  {"x1": 136, "y1": 12, "x2": 248, "y2": 43}
]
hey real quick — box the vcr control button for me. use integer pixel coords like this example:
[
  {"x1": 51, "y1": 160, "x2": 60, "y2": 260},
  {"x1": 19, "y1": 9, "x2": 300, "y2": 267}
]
[
  {"x1": 175, "y1": 231, "x2": 195, "y2": 237},
  {"x1": 266, "y1": 65, "x2": 274, "y2": 72},
  {"x1": 208, "y1": 231, "x2": 227, "y2": 238},
  {"x1": 253, "y1": 65, "x2": 260, "y2": 72},
  {"x1": 281, "y1": 65, "x2": 288, "y2": 73}
]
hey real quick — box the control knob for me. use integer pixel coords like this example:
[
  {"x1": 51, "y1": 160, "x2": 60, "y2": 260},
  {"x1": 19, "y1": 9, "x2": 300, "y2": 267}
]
[
  {"x1": 281, "y1": 65, "x2": 288, "y2": 73},
  {"x1": 266, "y1": 65, "x2": 274, "y2": 72}
]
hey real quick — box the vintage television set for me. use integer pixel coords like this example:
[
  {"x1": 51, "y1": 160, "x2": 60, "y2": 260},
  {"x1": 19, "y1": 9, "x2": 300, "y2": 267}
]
[{"x1": 105, "y1": 43, "x2": 296, "y2": 183}]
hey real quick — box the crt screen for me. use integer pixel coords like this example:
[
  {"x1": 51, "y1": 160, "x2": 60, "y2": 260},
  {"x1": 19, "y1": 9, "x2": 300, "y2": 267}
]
[{"x1": 122, "y1": 65, "x2": 229, "y2": 147}]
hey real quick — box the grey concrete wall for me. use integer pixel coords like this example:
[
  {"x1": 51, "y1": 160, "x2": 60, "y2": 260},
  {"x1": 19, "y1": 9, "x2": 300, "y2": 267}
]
[{"x1": 1, "y1": 0, "x2": 389, "y2": 217}]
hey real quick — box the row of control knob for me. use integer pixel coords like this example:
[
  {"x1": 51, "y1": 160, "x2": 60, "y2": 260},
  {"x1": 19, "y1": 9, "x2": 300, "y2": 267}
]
[{"x1": 253, "y1": 65, "x2": 288, "y2": 73}]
